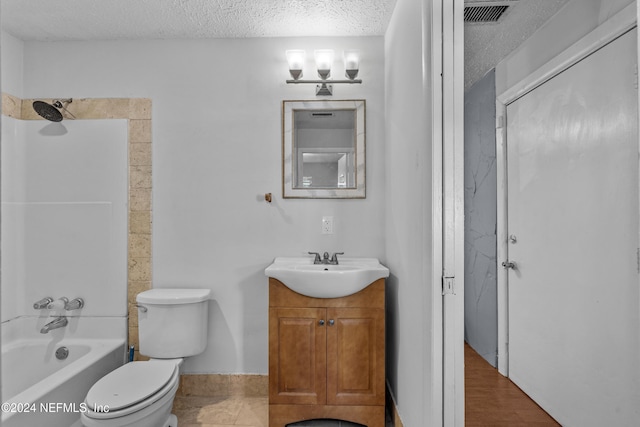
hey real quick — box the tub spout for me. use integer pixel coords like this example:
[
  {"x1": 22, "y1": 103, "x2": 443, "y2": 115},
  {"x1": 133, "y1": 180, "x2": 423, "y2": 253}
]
[{"x1": 40, "y1": 316, "x2": 68, "y2": 334}]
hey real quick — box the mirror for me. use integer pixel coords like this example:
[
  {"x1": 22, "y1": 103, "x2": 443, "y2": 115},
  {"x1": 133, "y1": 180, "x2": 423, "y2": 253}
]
[{"x1": 282, "y1": 100, "x2": 365, "y2": 198}]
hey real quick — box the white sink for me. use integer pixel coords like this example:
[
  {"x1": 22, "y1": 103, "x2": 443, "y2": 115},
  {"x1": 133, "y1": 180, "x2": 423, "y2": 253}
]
[{"x1": 265, "y1": 257, "x2": 389, "y2": 298}]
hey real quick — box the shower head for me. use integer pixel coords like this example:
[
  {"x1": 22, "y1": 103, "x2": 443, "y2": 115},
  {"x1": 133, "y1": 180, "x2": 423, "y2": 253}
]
[
  {"x1": 32, "y1": 98, "x2": 75, "y2": 122},
  {"x1": 33, "y1": 101, "x2": 63, "y2": 122}
]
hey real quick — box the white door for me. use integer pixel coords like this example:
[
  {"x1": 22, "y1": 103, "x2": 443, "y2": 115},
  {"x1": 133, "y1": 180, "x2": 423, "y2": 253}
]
[{"x1": 505, "y1": 28, "x2": 640, "y2": 426}]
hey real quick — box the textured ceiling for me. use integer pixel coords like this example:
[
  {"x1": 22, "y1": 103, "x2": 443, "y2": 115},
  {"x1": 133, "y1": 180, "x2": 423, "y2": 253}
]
[
  {"x1": 464, "y1": 0, "x2": 569, "y2": 90},
  {"x1": 1, "y1": 0, "x2": 569, "y2": 90},
  {"x1": 1, "y1": 0, "x2": 397, "y2": 41}
]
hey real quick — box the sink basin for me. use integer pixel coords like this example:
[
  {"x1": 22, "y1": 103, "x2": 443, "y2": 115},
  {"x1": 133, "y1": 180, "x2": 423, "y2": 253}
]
[{"x1": 265, "y1": 257, "x2": 389, "y2": 298}]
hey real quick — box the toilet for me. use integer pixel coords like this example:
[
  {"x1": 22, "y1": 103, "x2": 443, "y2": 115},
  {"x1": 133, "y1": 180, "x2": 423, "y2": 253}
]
[{"x1": 81, "y1": 288, "x2": 211, "y2": 427}]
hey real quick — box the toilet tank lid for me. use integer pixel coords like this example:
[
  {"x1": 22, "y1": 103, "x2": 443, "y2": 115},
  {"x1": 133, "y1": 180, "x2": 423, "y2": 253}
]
[{"x1": 137, "y1": 288, "x2": 211, "y2": 304}]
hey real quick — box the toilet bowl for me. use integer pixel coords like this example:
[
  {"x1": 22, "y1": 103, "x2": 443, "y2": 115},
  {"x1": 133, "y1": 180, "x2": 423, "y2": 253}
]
[
  {"x1": 81, "y1": 288, "x2": 211, "y2": 427},
  {"x1": 81, "y1": 360, "x2": 180, "y2": 427}
]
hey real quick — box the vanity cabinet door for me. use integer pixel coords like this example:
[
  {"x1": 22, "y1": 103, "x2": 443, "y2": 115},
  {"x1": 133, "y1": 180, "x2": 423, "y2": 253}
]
[
  {"x1": 269, "y1": 307, "x2": 327, "y2": 405},
  {"x1": 326, "y1": 307, "x2": 385, "y2": 406}
]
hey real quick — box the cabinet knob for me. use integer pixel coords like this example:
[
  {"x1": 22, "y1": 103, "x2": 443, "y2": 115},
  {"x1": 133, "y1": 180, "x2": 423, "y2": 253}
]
[
  {"x1": 319, "y1": 319, "x2": 325, "y2": 326},
  {"x1": 329, "y1": 319, "x2": 335, "y2": 326}
]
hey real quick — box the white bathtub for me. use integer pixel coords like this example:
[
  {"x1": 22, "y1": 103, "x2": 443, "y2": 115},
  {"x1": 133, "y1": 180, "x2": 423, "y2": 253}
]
[{"x1": 1, "y1": 316, "x2": 126, "y2": 427}]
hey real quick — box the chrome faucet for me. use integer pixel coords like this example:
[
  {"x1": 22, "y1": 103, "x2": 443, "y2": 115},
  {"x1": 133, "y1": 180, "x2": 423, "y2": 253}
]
[
  {"x1": 308, "y1": 251, "x2": 344, "y2": 265},
  {"x1": 40, "y1": 316, "x2": 68, "y2": 334},
  {"x1": 33, "y1": 297, "x2": 54, "y2": 310}
]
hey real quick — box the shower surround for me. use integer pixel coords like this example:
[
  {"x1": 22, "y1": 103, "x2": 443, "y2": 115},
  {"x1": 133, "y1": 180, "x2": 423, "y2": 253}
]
[{"x1": 1, "y1": 94, "x2": 153, "y2": 359}]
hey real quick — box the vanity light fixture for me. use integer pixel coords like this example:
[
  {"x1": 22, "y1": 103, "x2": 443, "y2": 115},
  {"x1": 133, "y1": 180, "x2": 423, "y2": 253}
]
[{"x1": 286, "y1": 49, "x2": 362, "y2": 96}]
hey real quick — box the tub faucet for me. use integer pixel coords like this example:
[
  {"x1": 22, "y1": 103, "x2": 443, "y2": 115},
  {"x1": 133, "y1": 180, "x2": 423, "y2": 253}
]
[
  {"x1": 33, "y1": 297, "x2": 54, "y2": 310},
  {"x1": 40, "y1": 316, "x2": 68, "y2": 334}
]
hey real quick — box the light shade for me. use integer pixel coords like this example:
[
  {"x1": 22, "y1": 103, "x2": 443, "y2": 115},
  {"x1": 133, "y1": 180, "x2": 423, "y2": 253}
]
[
  {"x1": 343, "y1": 50, "x2": 360, "y2": 80},
  {"x1": 314, "y1": 49, "x2": 334, "y2": 80},
  {"x1": 286, "y1": 50, "x2": 306, "y2": 80}
]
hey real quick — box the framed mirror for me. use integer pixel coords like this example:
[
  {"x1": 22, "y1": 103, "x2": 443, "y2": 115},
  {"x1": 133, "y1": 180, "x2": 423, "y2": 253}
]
[{"x1": 282, "y1": 100, "x2": 366, "y2": 198}]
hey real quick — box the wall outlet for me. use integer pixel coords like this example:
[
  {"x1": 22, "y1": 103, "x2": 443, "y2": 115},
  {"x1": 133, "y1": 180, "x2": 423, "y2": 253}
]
[{"x1": 322, "y1": 216, "x2": 334, "y2": 234}]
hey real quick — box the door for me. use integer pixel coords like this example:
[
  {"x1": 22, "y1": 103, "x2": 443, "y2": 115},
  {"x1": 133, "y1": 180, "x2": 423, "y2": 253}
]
[
  {"x1": 326, "y1": 307, "x2": 385, "y2": 406},
  {"x1": 505, "y1": 28, "x2": 640, "y2": 426},
  {"x1": 269, "y1": 307, "x2": 327, "y2": 405}
]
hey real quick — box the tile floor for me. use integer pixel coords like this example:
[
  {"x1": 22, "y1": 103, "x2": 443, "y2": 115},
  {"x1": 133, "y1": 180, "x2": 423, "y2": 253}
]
[
  {"x1": 173, "y1": 395, "x2": 267, "y2": 427},
  {"x1": 173, "y1": 395, "x2": 393, "y2": 427}
]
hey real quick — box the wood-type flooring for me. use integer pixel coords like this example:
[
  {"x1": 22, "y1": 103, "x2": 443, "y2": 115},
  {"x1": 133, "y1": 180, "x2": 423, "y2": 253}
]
[{"x1": 465, "y1": 343, "x2": 560, "y2": 426}]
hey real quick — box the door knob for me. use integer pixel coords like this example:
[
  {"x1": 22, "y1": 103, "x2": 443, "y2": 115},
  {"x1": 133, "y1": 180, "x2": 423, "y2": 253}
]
[{"x1": 502, "y1": 261, "x2": 517, "y2": 270}]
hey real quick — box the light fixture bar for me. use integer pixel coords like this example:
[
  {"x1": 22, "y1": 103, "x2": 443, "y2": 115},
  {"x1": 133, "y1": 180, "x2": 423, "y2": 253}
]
[
  {"x1": 286, "y1": 79, "x2": 362, "y2": 84},
  {"x1": 285, "y1": 49, "x2": 361, "y2": 95}
]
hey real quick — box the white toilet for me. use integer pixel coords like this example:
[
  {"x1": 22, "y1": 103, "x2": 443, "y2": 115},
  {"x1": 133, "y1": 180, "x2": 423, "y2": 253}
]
[{"x1": 81, "y1": 288, "x2": 211, "y2": 427}]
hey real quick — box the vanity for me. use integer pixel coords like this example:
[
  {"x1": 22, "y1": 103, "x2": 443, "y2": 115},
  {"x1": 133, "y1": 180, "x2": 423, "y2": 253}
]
[{"x1": 265, "y1": 257, "x2": 389, "y2": 427}]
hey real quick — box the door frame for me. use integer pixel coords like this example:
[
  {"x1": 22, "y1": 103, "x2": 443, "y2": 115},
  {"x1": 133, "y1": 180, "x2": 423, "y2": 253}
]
[
  {"x1": 495, "y1": 3, "x2": 638, "y2": 376},
  {"x1": 437, "y1": 0, "x2": 465, "y2": 425}
]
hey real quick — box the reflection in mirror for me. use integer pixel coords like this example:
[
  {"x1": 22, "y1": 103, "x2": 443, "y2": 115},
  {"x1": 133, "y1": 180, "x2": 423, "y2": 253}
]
[
  {"x1": 295, "y1": 109, "x2": 355, "y2": 189},
  {"x1": 283, "y1": 100, "x2": 365, "y2": 198}
]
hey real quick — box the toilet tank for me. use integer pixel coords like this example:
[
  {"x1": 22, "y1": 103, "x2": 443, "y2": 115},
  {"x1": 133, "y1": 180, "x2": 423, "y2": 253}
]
[{"x1": 136, "y1": 288, "x2": 211, "y2": 358}]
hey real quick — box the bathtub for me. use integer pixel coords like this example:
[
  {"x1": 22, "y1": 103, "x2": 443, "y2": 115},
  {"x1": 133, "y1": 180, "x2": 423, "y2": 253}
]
[{"x1": 1, "y1": 316, "x2": 126, "y2": 427}]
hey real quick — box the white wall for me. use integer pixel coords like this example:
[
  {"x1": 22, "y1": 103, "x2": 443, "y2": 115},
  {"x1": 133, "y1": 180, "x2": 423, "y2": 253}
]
[
  {"x1": 1, "y1": 31, "x2": 24, "y2": 98},
  {"x1": 496, "y1": 0, "x2": 634, "y2": 94},
  {"x1": 1, "y1": 30, "x2": 25, "y2": 321},
  {"x1": 464, "y1": 69, "x2": 497, "y2": 367},
  {"x1": 19, "y1": 36, "x2": 385, "y2": 374},
  {"x1": 0, "y1": 118, "x2": 20, "y2": 322},
  {"x1": 384, "y1": 0, "x2": 435, "y2": 425}
]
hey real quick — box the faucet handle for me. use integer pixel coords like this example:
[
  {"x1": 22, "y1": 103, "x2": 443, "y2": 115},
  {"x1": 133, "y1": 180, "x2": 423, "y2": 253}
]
[
  {"x1": 65, "y1": 298, "x2": 84, "y2": 311},
  {"x1": 308, "y1": 252, "x2": 322, "y2": 264},
  {"x1": 33, "y1": 297, "x2": 54, "y2": 310},
  {"x1": 330, "y1": 252, "x2": 344, "y2": 264}
]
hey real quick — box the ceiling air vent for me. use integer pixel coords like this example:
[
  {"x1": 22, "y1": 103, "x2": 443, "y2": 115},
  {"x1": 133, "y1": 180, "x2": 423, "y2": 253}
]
[{"x1": 464, "y1": 2, "x2": 515, "y2": 23}]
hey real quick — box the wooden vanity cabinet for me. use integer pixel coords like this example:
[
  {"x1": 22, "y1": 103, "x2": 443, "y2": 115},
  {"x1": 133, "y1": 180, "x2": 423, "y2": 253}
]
[{"x1": 269, "y1": 278, "x2": 385, "y2": 427}]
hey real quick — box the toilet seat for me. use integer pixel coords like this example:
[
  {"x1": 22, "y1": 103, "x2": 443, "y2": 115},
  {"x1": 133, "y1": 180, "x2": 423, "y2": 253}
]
[{"x1": 84, "y1": 361, "x2": 179, "y2": 420}]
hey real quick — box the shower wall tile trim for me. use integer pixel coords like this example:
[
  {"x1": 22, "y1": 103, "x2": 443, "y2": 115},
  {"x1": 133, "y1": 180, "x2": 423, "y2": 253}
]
[
  {"x1": 2, "y1": 93, "x2": 21, "y2": 118},
  {"x1": 2, "y1": 93, "x2": 152, "y2": 360}
]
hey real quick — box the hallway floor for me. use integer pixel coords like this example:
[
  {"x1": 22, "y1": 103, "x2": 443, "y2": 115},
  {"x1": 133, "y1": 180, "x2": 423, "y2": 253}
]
[{"x1": 465, "y1": 343, "x2": 560, "y2": 426}]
